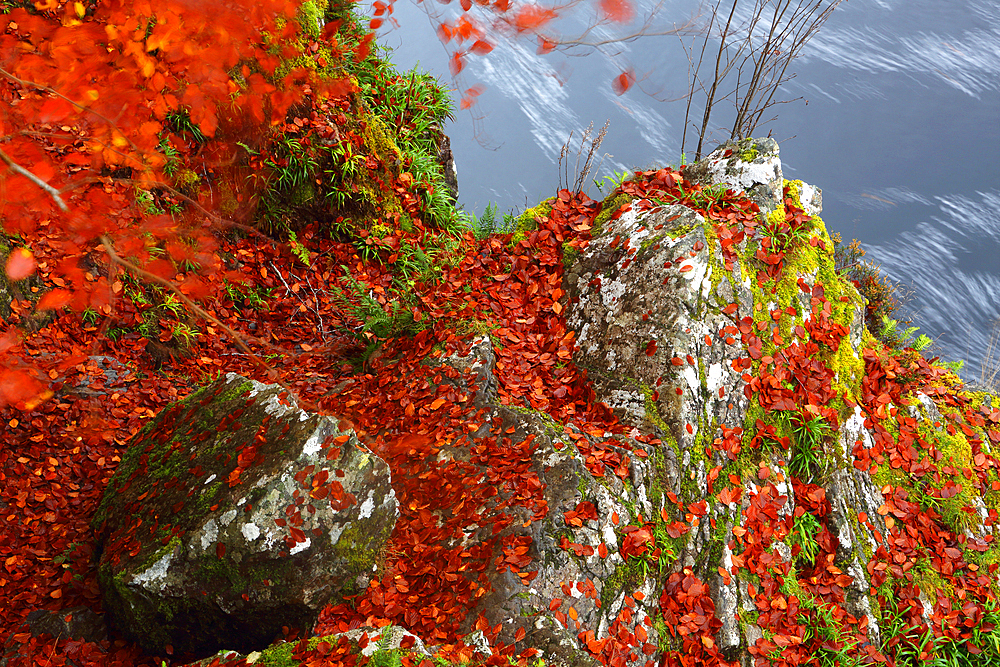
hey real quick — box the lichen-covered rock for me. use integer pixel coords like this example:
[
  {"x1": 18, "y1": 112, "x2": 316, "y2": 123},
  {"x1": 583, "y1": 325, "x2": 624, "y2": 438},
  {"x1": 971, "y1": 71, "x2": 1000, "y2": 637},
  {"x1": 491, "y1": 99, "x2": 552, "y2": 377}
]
[
  {"x1": 558, "y1": 156, "x2": 897, "y2": 664},
  {"x1": 688, "y1": 138, "x2": 784, "y2": 214},
  {"x1": 424, "y1": 338, "x2": 662, "y2": 667},
  {"x1": 92, "y1": 373, "x2": 397, "y2": 658}
]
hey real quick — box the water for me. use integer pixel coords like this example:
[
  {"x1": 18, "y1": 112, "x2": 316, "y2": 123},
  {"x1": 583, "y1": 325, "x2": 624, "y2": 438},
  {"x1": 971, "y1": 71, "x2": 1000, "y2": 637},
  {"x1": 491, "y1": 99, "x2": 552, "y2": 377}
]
[{"x1": 377, "y1": 0, "x2": 1000, "y2": 381}]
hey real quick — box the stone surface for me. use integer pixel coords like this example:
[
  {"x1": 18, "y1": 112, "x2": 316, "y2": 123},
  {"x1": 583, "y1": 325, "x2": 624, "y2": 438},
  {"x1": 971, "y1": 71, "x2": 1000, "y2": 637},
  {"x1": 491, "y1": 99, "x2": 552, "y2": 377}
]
[
  {"x1": 557, "y1": 163, "x2": 890, "y2": 664},
  {"x1": 92, "y1": 373, "x2": 398, "y2": 658},
  {"x1": 689, "y1": 138, "x2": 784, "y2": 215},
  {"x1": 434, "y1": 131, "x2": 459, "y2": 202}
]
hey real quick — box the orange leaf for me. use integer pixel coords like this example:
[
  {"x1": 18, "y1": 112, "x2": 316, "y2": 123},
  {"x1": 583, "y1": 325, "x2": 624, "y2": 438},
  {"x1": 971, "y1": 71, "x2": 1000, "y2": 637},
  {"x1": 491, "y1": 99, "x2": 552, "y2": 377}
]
[
  {"x1": 599, "y1": 0, "x2": 634, "y2": 23},
  {"x1": 449, "y1": 52, "x2": 465, "y2": 75},
  {"x1": 36, "y1": 289, "x2": 72, "y2": 311},
  {"x1": 430, "y1": 397, "x2": 447, "y2": 410},
  {"x1": 513, "y1": 5, "x2": 556, "y2": 32},
  {"x1": 470, "y1": 39, "x2": 493, "y2": 54},
  {"x1": 537, "y1": 36, "x2": 557, "y2": 54},
  {"x1": 612, "y1": 69, "x2": 634, "y2": 95},
  {"x1": 5, "y1": 248, "x2": 36, "y2": 280}
]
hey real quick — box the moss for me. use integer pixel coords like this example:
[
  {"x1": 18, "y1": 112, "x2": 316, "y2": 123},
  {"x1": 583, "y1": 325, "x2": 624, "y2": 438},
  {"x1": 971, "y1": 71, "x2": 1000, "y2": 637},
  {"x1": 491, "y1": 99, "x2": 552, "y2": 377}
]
[
  {"x1": 509, "y1": 199, "x2": 553, "y2": 246},
  {"x1": 600, "y1": 553, "x2": 648, "y2": 610},
  {"x1": 327, "y1": 520, "x2": 385, "y2": 594},
  {"x1": 507, "y1": 404, "x2": 566, "y2": 442},
  {"x1": 591, "y1": 192, "x2": 633, "y2": 237},
  {"x1": 561, "y1": 241, "x2": 580, "y2": 268},
  {"x1": 638, "y1": 383, "x2": 674, "y2": 452},
  {"x1": 638, "y1": 233, "x2": 667, "y2": 253},
  {"x1": 360, "y1": 109, "x2": 403, "y2": 167},
  {"x1": 297, "y1": 0, "x2": 326, "y2": 39},
  {"x1": 93, "y1": 377, "x2": 252, "y2": 537},
  {"x1": 911, "y1": 557, "x2": 955, "y2": 601}
]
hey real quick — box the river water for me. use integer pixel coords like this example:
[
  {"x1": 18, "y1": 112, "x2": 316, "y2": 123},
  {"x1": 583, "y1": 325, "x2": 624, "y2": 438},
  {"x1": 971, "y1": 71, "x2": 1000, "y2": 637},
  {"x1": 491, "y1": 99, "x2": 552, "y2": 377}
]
[{"x1": 377, "y1": 0, "x2": 1000, "y2": 382}]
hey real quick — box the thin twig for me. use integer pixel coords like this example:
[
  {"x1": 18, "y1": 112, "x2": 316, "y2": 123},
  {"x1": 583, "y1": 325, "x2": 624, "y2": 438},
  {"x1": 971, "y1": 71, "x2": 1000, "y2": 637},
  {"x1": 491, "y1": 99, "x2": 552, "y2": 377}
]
[
  {"x1": 0, "y1": 148, "x2": 69, "y2": 211},
  {"x1": 97, "y1": 234, "x2": 308, "y2": 405}
]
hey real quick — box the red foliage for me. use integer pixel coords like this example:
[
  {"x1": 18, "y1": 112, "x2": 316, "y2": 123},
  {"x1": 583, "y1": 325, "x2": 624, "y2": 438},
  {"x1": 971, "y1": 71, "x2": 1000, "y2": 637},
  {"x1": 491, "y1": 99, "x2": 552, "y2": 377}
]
[{"x1": 600, "y1": 0, "x2": 635, "y2": 23}]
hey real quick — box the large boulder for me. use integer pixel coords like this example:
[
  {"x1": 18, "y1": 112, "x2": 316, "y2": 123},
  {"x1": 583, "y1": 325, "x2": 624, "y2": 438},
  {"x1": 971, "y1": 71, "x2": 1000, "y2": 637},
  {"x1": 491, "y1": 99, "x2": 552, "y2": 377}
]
[
  {"x1": 91, "y1": 373, "x2": 397, "y2": 659},
  {"x1": 558, "y1": 153, "x2": 886, "y2": 664}
]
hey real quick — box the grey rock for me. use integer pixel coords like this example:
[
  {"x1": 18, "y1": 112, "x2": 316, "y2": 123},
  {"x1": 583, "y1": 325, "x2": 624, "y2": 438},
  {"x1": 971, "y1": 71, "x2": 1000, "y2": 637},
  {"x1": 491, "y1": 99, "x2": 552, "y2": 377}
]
[{"x1": 92, "y1": 373, "x2": 398, "y2": 658}]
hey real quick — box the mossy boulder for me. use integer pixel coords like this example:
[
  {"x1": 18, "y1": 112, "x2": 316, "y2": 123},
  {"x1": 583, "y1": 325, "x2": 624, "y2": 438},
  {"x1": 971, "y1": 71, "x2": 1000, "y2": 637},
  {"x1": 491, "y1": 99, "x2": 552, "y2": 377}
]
[
  {"x1": 686, "y1": 137, "x2": 784, "y2": 215},
  {"x1": 92, "y1": 373, "x2": 398, "y2": 659},
  {"x1": 560, "y1": 154, "x2": 892, "y2": 662}
]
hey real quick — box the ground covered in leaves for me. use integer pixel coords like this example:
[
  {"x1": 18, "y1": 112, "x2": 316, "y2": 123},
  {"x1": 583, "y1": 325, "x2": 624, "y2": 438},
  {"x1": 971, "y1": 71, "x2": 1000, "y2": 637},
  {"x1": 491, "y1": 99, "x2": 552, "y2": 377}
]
[{"x1": 3, "y1": 154, "x2": 1000, "y2": 667}]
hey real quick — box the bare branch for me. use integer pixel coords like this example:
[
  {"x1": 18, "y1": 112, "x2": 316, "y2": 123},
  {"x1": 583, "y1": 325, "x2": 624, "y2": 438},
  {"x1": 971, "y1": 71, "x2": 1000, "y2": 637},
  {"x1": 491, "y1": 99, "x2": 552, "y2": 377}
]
[
  {"x1": 0, "y1": 147, "x2": 69, "y2": 212},
  {"x1": 97, "y1": 234, "x2": 307, "y2": 404},
  {"x1": 678, "y1": 0, "x2": 845, "y2": 156}
]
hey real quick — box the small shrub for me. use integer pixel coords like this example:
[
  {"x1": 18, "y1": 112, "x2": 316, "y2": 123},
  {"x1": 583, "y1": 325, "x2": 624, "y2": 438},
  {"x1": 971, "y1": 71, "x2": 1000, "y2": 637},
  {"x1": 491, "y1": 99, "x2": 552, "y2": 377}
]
[{"x1": 832, "y1": 232, "x2": 912, "y2": 348}]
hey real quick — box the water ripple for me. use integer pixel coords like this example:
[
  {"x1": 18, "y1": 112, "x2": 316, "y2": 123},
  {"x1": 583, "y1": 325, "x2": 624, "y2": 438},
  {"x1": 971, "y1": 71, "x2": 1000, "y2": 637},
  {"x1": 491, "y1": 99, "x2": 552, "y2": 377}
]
[{"x1": 864, "y1": 191, "x2": 1000, "y2": 382}]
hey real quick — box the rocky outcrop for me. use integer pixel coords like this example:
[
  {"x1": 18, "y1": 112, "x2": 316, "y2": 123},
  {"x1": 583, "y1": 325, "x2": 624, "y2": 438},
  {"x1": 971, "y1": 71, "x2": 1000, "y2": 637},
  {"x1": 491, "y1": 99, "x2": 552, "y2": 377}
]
[
  {"x1": 78, "y1": 141, "x2": 1000, "y2": 667},
  {"x1": 434, "y1": 131, "x2": 459, "y2": 202},
  {"x1": 91, "y1": 373, "x2": 397, "y2": 659}
]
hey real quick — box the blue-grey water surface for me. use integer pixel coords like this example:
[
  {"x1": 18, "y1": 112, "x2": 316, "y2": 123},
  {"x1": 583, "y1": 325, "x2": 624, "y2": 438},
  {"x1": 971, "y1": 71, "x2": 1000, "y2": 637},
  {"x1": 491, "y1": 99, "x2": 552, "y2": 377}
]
[{"x1": 377, "y1": 0, "x2": 1000, "y2": 381}]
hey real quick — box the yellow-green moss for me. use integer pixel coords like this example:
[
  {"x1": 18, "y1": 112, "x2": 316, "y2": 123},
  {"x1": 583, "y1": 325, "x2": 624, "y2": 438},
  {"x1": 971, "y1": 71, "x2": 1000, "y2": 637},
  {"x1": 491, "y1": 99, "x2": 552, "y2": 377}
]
[
  {"x1": 510, "y1": 199, "x2": 554, "y2": 246},
  {"x1": 592, "y1": 192, "x2": 633, "y2": 237}
]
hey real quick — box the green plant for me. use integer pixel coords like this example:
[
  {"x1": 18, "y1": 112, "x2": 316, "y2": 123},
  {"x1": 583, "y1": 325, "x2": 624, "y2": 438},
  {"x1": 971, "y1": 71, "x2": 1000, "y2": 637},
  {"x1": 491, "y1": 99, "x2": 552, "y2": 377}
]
[
  {"x1": 164, "y1": 108, "x2": 207, "y2": 144},
  {"x1": 798, "y1": 601, "x2": 863, "y2": 667},
  {"x1": 786, "y1": 509, "x2": 821, "y2": 566},
  {"x1": 265, "y1": 135, "x2": 320, "y2": 193},
  {"x1": 879, "y1": 315, "x2": 931, "y2": 353},
  {"x1": 467, "y1": 203, "x2": 516, "y2": 240},
  {"x1": 81, "y1": 307, "x2": 99, "y2": 327},
  {"x1": 287, "y1": 230, "x2": 311, "y2": 265},
  {"x1": 880, "y1": 595, "x2": 1000, "y2": 666},
  {"x1": 330, "y1": 265, "x2": 425, "y2": 340},
  {"x1": 161, "y1": 293, "x2": 185, "y2": 318},
  {"x1": 783, "y1": 411, "x2": 830, "y2": 481},
  {"x1": 171, "y1": 322, "x2": 199, "y2": 346},
  {"x1": 593, "y1": 168, "x2": 631, "y2": 195}
]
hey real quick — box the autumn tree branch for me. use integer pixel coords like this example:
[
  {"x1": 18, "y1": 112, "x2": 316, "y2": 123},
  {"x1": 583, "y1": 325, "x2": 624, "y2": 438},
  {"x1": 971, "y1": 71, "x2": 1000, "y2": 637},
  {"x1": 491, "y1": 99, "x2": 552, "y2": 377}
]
[
  {"x1": 97, "y1": 234, "x2": 308, "y2": 405},
  {"x1": 679, "y1": 0, "x2": 844, "y2": 160},
  {"x1": 0, "y1": 147, "x2": 69, "y2": 212}
]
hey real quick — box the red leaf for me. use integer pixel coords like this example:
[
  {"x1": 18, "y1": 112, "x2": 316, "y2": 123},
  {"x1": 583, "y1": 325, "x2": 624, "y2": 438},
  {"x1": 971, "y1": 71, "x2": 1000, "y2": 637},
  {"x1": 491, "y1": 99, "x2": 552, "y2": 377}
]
[
  {"x1": 599, "y1": 0, "x2": 634, "y2": 23},
  {"x1": 513, "y1": 5, "x2": 557, "y2": 32},
  {"x1": 645, "y1": 340, "x2": 657, "y2": 356},
  {"x1": 5, "y1": 248, "x2": 36, "y2": 280},
  {"x1": 718, "y1": 486, "x2": 742, "y2": 505},
  {"x1": 216, "y1": 542, "x2": 226, "y2": 559},
  {"x1": 612, "y1": 69, "x2": 635, "y2": 95},
  {"x1": 470, "y1": 39, "x2": 493, "y2": 55},
  {"x1": 537, "y1": 36, "x2": 557, "y2": 54},
  {"x1": 461, "y1": 0, "x2": 472, "y2": 9},
  {"x1": 449, "y1": 52, "x2": 465, "y2": 75},
  {"x1": 36, "y1": 289, "x2": 72, "y2": 311}
]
